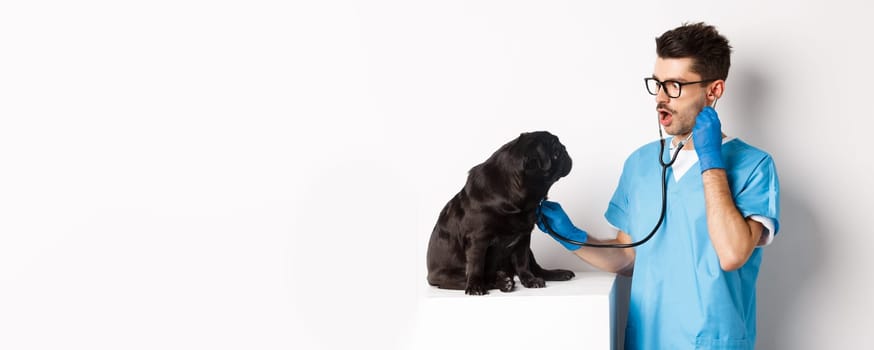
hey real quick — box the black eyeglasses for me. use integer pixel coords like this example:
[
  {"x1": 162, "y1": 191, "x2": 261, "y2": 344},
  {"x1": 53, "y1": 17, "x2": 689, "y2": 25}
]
[{"x1": 644, "y1": 77, "x2": 716, "y2": 98}]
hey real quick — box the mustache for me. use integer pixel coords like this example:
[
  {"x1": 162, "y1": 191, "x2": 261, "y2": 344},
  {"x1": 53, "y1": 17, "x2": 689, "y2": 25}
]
[{"x1": 657, "y1": 103, "x2": 676, "y2": 114}]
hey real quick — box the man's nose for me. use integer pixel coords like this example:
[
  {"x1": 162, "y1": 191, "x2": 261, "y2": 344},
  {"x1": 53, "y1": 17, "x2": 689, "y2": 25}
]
[{"x1": 655, "y1": 86, "x2": 671, "y2": 104}]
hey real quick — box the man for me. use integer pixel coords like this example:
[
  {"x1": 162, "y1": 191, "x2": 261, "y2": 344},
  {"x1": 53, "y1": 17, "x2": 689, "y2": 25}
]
[{"x1": 538, "y1": 22, "x2": 780, "y2": 349}]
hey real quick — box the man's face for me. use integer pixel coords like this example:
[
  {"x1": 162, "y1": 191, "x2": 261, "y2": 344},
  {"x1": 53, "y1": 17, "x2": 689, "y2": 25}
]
[{"x1": 652, "y1": 57, "x2": 711, "y2": 138}]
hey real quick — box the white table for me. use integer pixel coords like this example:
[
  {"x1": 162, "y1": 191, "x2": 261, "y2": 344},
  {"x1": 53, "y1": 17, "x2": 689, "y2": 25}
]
[{"x1": 410, "y1": 271, "x2": 626, "y2": 350}]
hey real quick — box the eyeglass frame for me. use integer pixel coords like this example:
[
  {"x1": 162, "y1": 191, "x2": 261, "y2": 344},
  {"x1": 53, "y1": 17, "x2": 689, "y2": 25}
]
[{"x1": 644, "y1": 77, "x2": 717, "y2": 98}]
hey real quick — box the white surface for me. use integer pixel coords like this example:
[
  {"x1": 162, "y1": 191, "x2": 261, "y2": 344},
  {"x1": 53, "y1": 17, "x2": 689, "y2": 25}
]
[
  {"x1": 423, "y1": 271, "x2": 616, "y2": 298},
  {"x1": 413, "y1": 272, "x2": 617, "y2": 350},
  {"x1": 2, "y1": 1, "x2": 873, "y2": 350}
]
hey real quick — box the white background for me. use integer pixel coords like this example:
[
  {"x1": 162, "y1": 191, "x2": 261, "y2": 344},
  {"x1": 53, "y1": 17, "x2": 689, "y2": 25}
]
[{"x1": 2, "y1": 1, "x2": 873, "y2": 349}]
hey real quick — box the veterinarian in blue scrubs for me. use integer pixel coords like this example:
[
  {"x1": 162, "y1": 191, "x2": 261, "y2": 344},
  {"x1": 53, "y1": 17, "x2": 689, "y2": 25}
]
[{"x1": 538, "y1": 23, "x2": 780, "y2": 349}]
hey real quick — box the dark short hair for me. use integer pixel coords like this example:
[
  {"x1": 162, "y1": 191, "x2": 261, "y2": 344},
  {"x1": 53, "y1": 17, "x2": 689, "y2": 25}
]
[{"x1": 656, "y1": 22, "x2": 732, "y2": 81}]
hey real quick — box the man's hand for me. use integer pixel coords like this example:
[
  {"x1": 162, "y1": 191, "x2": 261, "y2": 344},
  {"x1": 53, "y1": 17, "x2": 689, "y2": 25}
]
[
  {"x1": 536, "y1": 201, "x2": 587, "y2": 251},
  {"x1": 692, "y1": 106, "x2": 725, "y2": 172}
]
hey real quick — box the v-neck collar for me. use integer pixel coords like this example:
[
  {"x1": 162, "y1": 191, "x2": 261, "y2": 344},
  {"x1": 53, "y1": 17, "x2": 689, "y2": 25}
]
[{"x1": 667, "y1": 136, "x2": 736, "y2": 182}]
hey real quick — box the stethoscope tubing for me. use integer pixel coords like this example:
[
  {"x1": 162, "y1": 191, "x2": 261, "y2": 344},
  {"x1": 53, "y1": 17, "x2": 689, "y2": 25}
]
[
  {"x1": 541, "y1": 98, "x2": 718, "y2": 249},
  {"x1": 541, "y1": 136, "x2": 687, "y2": 248}
]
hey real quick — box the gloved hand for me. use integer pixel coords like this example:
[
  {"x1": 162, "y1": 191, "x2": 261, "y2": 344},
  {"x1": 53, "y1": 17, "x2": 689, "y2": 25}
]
[
  {"x1": 536, "y1": 200, "x2": 587, "y2": 251},
  {"x1": 692, "y1": 106, "x2": 725, "y2": 172}
]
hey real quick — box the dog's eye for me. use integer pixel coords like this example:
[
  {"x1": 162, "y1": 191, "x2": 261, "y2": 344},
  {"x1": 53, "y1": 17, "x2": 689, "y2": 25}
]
[{"x1": 552, "y1": 151, "x2": 560, "y2": 160}]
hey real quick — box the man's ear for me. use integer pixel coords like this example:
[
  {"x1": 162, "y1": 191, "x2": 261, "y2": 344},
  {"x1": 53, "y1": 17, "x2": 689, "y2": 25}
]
[{"x1": 707, "y1": 79, "x2": 725, "y2": 104}]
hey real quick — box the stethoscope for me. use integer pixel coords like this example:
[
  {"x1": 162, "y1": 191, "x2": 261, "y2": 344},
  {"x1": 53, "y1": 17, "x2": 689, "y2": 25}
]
[{"x1": 540, "y1": 99, "x2": 717, "y2": 249}]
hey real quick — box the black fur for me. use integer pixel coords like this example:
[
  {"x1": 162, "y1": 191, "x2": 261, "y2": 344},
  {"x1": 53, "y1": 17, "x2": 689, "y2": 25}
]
[{"x1": 426, "y1": 131, "x2": 575, "y2": 295}]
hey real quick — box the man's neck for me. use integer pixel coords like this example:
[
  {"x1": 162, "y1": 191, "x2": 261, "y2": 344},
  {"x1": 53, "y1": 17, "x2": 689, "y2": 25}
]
[
  {"x1": 671, "y1": 133, "x2": 694, "y2": 149},
  {"x1": 670, "y1": 133, "x2": 728, "y2": 149}
]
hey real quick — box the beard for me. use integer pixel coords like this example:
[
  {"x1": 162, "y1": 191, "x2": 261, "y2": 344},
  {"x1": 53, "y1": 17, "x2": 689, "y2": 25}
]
[{"x1": 658, "y1": 96, "x2": 708, "y2": 137}]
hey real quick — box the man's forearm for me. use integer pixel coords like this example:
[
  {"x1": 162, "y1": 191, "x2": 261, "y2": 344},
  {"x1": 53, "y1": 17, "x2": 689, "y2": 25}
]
[
  {"x1": 701, "y1": 169, "x2": 762, "y2": 271},
  {"x1": 573, "y1": 232, "x2": 635, "y2": 276}
]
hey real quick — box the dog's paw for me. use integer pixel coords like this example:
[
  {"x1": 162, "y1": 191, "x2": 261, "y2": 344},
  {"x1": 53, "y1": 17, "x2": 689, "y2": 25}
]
[
  {"x1": 465, "y1": 283, "x2": 489, "y2": 296},
  {"x1": 553, "y1": 269, "x2": 575, "y2": 281},
  {"x1": 538, "y1": 268, "x2": 576, "y2": 281},
  {"x1": 521, "y1": 276, "x2": 546, "y2": 288},
  {"x1": 495, "y1": 272, "x2": 515, "y2": 293}
]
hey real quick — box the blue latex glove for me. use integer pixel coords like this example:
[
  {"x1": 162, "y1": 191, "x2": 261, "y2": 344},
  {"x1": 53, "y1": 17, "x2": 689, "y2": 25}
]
[
  {"x1": 692, "y1": 106, "x2": 725, "y2": 172},
  {"x1": 536, "y1": 200, "x2": 587, "y2": 251}
]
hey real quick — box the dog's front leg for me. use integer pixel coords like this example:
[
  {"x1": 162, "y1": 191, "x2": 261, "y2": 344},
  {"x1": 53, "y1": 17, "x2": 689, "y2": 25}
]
[
  {"x1": 511, "y1": 236, "x2": 545, "y2": 288},
  {"x1": 464, "y1": 236, "x2": 490, "y2": 295}
]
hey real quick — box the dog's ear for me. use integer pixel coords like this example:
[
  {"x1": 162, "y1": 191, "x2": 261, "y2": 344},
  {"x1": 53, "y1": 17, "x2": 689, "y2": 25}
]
[
  {"x1": 524, "y1": 155, "x2": 544, "y2": 171},
  {"x1": 466, "y1": 162, "x2": 524, "y2": 214},
  {"x1": 523, "y1": 148, "x2": 550, "y2": 172},
  {"x1": 523, "y1": 154, "x2": 541, "y2": 170}
]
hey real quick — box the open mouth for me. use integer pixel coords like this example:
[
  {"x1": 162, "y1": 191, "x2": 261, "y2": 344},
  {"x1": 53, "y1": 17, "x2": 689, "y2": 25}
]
[{"x1": 658, "y1": 108, "x2": 674, "y2": 126}]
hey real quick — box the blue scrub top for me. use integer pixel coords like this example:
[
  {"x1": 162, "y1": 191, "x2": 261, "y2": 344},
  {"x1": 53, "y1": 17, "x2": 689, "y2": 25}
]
[{"x1": 605, "y1": 138, "x2": 780, "y2": 350}]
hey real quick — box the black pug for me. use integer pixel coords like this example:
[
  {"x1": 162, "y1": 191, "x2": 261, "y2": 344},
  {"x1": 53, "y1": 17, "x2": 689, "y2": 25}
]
[{"x1": 426, "y1": 131, "x2": 575, "y2": 295}]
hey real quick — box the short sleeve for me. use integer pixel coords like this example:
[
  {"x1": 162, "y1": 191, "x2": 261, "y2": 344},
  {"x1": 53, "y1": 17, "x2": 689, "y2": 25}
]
[
  {"x1": 605, "y1": 158, "x2": 633, "y2": 234},
  {"x1": 735, "y1": 156, "x2": 781, "y2": 235}
]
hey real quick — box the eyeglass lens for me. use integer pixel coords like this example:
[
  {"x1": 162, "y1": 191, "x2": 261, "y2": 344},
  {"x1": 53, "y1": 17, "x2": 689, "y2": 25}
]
[{"x1": 646, "y1": 79, "x2": 682, "y2": 98}]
